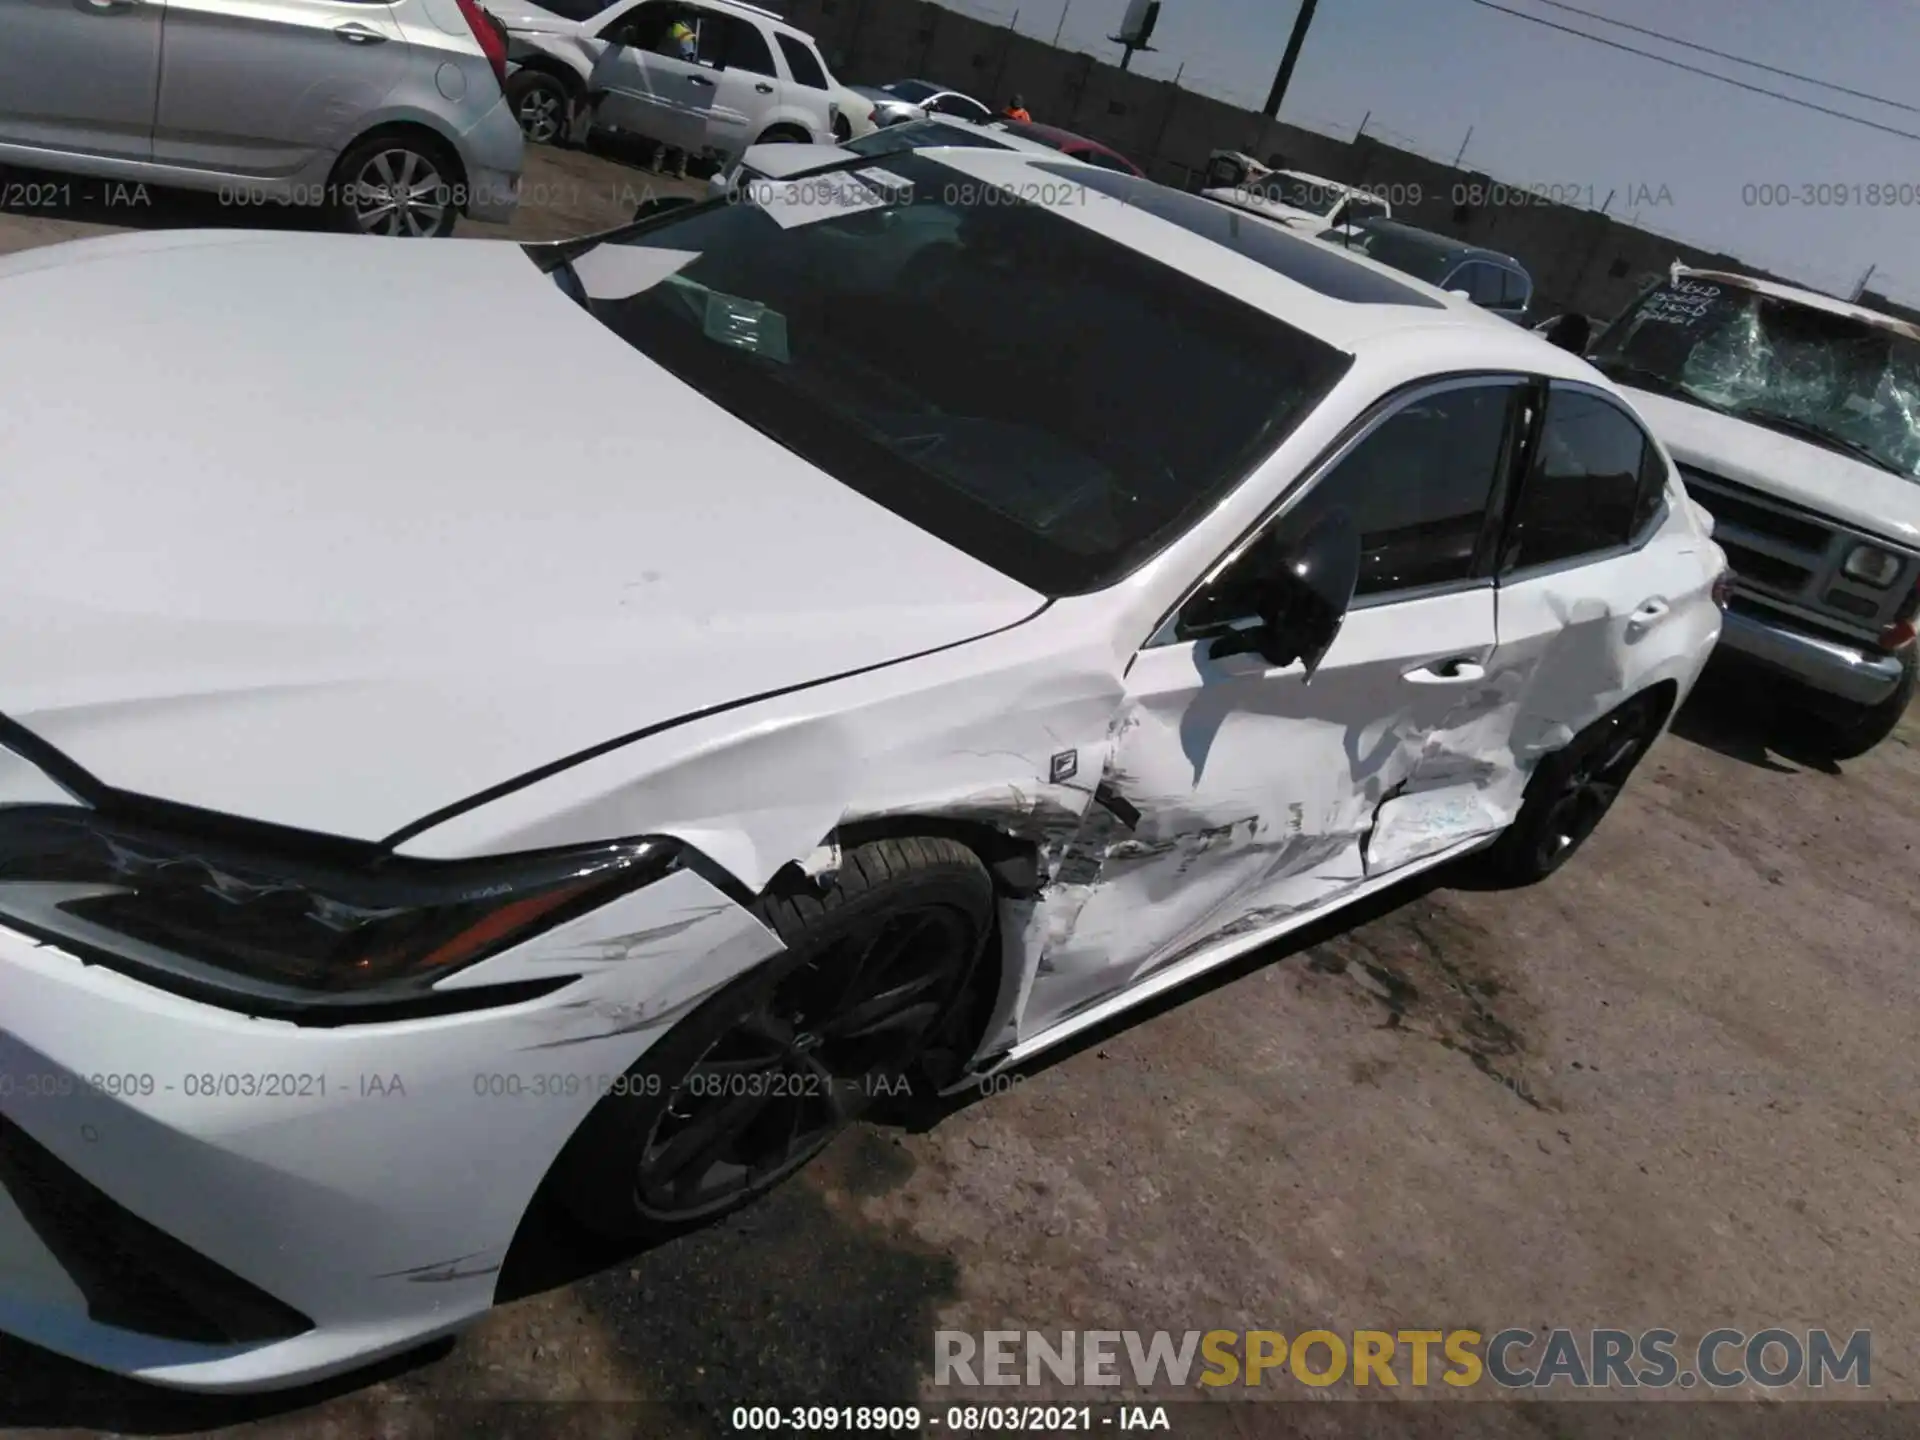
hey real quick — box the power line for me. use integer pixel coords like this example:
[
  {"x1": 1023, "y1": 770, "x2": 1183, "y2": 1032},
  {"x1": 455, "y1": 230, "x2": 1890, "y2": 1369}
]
[
  {"x1": 1526, "y1": 0, "x2": 1919, "y2": 115},
  {"x1": 1466, "y1": 0, "x2": 1920, "y2": 144}
]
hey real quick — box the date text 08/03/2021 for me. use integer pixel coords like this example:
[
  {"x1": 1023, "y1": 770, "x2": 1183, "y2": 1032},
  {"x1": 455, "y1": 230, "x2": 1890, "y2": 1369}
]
[{"x1": 729, "y1": 1406, "x2": 1171, "y2": 1432}]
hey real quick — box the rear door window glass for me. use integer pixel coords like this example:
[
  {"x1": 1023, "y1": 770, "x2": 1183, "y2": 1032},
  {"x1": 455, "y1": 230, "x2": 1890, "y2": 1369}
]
[{"x1": 1502, "y1": 387, "x2": 1653, "y2": 571}]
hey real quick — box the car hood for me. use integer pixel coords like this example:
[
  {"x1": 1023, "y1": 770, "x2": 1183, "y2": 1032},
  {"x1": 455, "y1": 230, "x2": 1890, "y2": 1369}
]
[
  {"x1": 0, "y1": 230, "x2": 1044, "y2": 842},
  {"x1": 1621, "y1": 387, "x2": 1920, "y2": 548}
]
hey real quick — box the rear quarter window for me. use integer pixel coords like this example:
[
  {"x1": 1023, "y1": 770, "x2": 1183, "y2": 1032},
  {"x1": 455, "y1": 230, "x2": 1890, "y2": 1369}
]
[{"x1": 776, "y1": 33, "x2": 830, "y2": 90}]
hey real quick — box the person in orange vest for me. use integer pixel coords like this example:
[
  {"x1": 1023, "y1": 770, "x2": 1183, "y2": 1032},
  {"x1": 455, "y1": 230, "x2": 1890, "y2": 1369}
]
[{"x1": 1002, "y1": 95, "x2": 1032, "y2": 122}]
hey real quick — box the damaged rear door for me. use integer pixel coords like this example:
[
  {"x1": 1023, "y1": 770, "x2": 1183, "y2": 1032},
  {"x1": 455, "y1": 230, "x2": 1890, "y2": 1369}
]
[
  {"x1": 1020, "y1": 378, "x2": 1530, "y2": 1035},
  {"x1": 1490, "y1": 381, "x2": 1719, "y2": 778}
]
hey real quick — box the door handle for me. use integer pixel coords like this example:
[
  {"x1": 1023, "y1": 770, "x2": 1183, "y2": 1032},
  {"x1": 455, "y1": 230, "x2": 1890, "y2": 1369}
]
[
  {"x1": 755, "y1": 82, "x2": 774, "y2": 93},
  {"x1": 687, "y1": 74, "x2": 714, "y2": 87},
  {"x1": 1405, "y1": 656, "x2": 1487, "y2": 685},
  {"x1": 335, "y1": 21, "x2": 387, "y2": 41}
]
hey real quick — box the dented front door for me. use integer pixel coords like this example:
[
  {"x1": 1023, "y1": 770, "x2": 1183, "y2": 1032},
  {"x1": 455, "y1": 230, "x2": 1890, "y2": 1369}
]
[
  {"x1": 1019, "y1": 376, "x2": 1529, "y2": 1039},
  {"x1": 1020, "y1": 588, "x2": 1499, "y2": 1037}
]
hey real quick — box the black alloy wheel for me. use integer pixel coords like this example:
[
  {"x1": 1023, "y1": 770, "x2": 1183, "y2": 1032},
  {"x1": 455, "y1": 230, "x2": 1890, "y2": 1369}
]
[
  {"x1": 1480, "y1": 690, "x2": 1669, "y2": 886},
  {"x1": 550, "y1": 838, "x2": 995, "y2": 1240},
  {"x1": 633, "y1": 903, "x2": 978, "y2": 1222},
  {"x1": 1529, "y1": 705, "x2": 1654, "y2": 875}
]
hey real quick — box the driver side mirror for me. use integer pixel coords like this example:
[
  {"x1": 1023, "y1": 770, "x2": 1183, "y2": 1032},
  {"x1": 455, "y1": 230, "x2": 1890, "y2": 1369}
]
[{"x1": 1209, "y1": 508, "x2": 1361, "y2": 681}]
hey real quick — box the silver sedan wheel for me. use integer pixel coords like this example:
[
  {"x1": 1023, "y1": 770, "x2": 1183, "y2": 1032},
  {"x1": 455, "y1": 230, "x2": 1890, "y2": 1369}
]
[
  {"x1": 349, "y1": 148, "x2": 451, "y2": 237},
  {"x1": 516, "y1": 87, "x2": 564, "y2": 144}
]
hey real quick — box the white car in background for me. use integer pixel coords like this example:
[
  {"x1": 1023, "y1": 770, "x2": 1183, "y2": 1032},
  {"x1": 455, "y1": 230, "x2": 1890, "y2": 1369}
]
[
  {"x1": 1204, "y1": 167, "x2": 1391, "y2": 234},
  {"x1": 851, "y1": 79, "x2": 996, "y2": 128},
  {"x1": 0, "y1": 149, "x2": 1724, "y2": 1393},
  {"x1": 497, "y1": 0, "x2": 836, "y2": 156}
]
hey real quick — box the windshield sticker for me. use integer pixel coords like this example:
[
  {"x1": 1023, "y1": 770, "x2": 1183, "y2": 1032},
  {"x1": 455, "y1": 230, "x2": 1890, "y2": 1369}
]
[
  {"x1": 569, "y1": 246, "x2": 701, "y2": 302},
  {"x1": 854, "y1": 167, "x2": 916, "y2": 204},
  {"x1": 748, "y1": 174, "x2": 886, "y2": 230},
  {"x1": 702, "y1": 291, "x2": 791, "y2": 363}
]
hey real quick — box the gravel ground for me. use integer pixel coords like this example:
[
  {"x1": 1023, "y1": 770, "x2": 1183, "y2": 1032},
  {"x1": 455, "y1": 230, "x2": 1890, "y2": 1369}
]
[{"x1": 1, "y1": 145, "x2": 1917, "y2": 1439}]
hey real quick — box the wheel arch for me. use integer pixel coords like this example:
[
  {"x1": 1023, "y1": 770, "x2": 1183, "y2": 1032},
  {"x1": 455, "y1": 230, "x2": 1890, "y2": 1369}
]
[
  {"x1": 774, "y1": 813, "x2": 1047, "y2": 1088},
  {"x1": 754, "y1": 120, "x2": 816, "y2": 145},
  {"x1": 330, "y1": 119, "x2": 470, "y2": 210},
  {"x1": 508, "y1": 54, "x2": 588, "y2": 98}
]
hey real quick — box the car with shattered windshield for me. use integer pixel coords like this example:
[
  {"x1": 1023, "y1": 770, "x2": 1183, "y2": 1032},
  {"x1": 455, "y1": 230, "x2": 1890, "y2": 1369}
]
[
  {"x1": 0, "y1": 148, "x2": 1724, "y2": 1393},
  {"x1": 1582, "y1": 266, "x2": 1920, "y2": 756}
]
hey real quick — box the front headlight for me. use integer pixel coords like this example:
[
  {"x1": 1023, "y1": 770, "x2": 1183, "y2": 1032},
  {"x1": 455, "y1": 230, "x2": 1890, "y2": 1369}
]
[
  {"x1": 0, "y1": 806, "x2": 677, "y2": 1013},
  {"x1": 1843, "y1": 544, "x2": 1903, "y2": 588}
]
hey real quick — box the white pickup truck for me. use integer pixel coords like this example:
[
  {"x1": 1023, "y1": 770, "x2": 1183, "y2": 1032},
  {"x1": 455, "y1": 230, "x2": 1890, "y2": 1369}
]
[{"x1": 1574, "y1": 266, "x2": 1919, "y2": 758}]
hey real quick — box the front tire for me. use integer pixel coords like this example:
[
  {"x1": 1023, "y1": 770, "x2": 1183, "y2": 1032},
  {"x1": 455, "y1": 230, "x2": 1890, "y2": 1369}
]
[
  {"x1": 328, "y1": 133, "x2": 460, "y2": 237},
  {"x1": 1479, "y1": 689, "x2": 1669, "y2": 886},
  {"x1": 549, "y1": 838, "x2": 995, "y2": 1242},
  {"x1": 507, "y1": 70, "x2": 572, "y2": 146}
]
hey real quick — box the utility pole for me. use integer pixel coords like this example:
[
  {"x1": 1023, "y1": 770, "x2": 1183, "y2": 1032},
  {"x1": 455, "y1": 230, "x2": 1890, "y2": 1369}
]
[
  {"x1": 1052, "y1": 0, "x2": 1071, "y2": 48},
  {"x1": 1851, "y1": 262, "x2": 1878, "y2": 301},
  {"x1": 1263, "y1": 0, "x2": 1320, "y2": 118},
  {"x1": 1452, "y1": 125, "x2": 1474, "y2": 168}
]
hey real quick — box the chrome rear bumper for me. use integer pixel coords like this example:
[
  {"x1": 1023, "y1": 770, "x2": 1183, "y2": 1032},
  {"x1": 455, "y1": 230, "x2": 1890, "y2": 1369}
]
[{"x1": 1718, "y1": 606, "x2": 1905, "y2": 706}]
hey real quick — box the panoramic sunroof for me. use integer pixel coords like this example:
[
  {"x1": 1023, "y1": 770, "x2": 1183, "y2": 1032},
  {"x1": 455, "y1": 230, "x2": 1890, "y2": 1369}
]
[{"x1": 1033, "y1": 163, "x2": 1445, "y2": 309}]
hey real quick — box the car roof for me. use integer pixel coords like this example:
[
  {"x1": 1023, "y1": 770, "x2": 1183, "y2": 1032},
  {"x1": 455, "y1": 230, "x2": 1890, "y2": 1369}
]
[
  {"x1": 1675, "y1": 266, "x2": 1920, "y2": 342},
  {"x1": 859, "y1": 115, "x2": 1065, "y2": 158},
  {"x1": 704, "y1": 0, "x2": 815, "y2": 39},
  {"x1": 896, "y1": 151, "x2": 1595, "y2": 368}
]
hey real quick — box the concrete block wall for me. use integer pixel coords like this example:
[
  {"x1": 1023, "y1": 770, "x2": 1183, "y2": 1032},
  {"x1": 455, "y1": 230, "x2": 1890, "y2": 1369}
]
[{"x1": 778, "y1": 0, "x2": 1860, "y2": 323}]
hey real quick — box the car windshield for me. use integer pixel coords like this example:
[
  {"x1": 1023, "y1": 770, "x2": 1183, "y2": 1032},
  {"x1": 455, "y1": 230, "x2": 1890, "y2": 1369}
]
[
  {"x1": 1243, "y1": 174, "x2": 1343, "y2": 216},
  {"x1": 539, "y1": 154, "x2": 1350, "y2": 595},
  {"x1": 1590, "y1": 278, "x2": 1920, "y2": 482},
  {"x1": 1319, "y1": 225, "x2": 1457, "y2": 285},
  {"x1": 882, "y1": 80, "x2": 940, "y2": 102},
  {"x1": 842, "y1": 120, "x2": 1013, "y2": 156}
]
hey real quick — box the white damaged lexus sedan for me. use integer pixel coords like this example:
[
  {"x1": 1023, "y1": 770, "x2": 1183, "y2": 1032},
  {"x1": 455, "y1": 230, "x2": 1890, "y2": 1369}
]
[{"x1": 0, "y1": 150, "x2": 1727, "y2": 1392}]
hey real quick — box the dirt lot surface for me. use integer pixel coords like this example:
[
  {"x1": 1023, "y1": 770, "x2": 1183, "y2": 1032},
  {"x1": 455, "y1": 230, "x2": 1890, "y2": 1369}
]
[{"x1": 2, "y1": 145, "x2": 1918, "y2": 1439}]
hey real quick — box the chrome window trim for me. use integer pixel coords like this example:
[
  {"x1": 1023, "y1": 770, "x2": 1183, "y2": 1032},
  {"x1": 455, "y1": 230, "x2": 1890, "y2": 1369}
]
[{"x1": 1145, "y1": 372, "x2": 1534, "y2": 651}]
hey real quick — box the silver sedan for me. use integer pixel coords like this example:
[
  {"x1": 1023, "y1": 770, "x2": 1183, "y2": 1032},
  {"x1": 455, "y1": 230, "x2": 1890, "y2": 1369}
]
[{"x1": 0, "y1": 0, "x2": 524, "y2": 236}]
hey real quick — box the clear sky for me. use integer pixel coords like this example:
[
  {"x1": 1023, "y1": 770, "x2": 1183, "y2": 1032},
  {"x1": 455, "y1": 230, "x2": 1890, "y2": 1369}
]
[{"x1": 939, "y1": 0, "x2": 1919, "y2": 303}]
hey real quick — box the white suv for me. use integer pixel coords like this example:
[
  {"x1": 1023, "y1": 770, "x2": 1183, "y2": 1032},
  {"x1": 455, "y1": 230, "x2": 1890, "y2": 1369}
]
[{"x1": 496, "y1": 0, "x2": 836, "y2": 158}]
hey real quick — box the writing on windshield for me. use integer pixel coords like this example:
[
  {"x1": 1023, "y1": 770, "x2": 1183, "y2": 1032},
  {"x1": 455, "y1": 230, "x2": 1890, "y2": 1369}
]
[{"x1": 1592, "y1": 279, "x2": 1920, "y2": 481}]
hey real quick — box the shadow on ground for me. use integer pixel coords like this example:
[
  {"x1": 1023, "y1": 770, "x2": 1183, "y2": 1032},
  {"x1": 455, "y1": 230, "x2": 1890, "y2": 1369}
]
[{"x1": 1669, "y1": 662, "x2": 1861, "y2": 777}]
